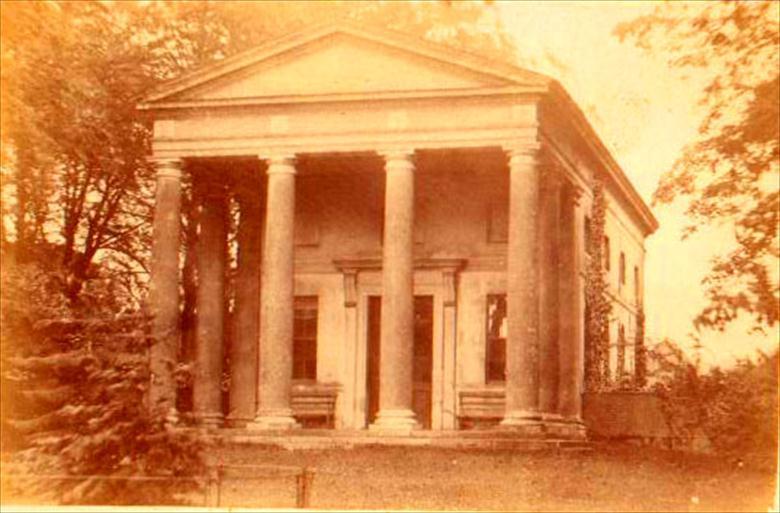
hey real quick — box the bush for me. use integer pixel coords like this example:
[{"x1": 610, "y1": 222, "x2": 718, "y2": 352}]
[
  {"x1": 649, "y1": 339, "x2": 778, "y2": 464},
  {"x1": 1, "y1": 260, "x2": 208, "y2": 505}
]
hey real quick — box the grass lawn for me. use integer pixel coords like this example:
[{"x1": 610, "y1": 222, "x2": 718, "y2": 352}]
[{"x1": 215, "y1": 443, "x2": 777, "y2": 512}]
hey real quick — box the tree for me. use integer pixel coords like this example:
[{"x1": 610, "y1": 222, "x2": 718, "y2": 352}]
[
  {"x1": 614, "y1": 1, "x2": 780, "y2": 332},
  {"x1": 1, "y1": 260, "x2": 205, "y2": 505}
]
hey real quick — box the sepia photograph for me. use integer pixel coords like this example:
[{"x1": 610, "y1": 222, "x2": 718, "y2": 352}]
[{"x1": 0, "y1": 1, "x2": 778, "y2": 511}]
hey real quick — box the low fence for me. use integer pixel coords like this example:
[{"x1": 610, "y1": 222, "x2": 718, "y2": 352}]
[{"x1": 0, "y1": 463, "x2": 315, "y2": 508}]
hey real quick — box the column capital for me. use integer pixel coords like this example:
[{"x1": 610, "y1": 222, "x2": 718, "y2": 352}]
[
  {"x1": 152, "y1": 157, "x2": 183, "y2": 179},
  {"x1": 504, "y1": 145, "x2": 541, "y2": 170},
  {"x1": 263, "y1": 155, "x2": 297, "y2": 175},
  {"x1": 380, "y1": 150, "x2": 416, "y2": 172},
  {"x1": 567, "y1": 182, "x2": 585, "y2": 206}
]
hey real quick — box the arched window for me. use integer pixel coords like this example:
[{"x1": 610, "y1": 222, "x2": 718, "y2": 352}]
[{"x1": 604, "y1": 236, "x2": 611, "y2": 271}]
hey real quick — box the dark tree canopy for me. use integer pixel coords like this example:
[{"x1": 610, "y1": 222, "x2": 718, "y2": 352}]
[{"x1": 615, "y1": 1, "x2": 780, "y2": 333}]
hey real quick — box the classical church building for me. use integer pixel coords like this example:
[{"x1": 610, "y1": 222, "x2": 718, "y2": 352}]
[{"x1": 140, "y1": 24, "x2": 658, "y2": 438}]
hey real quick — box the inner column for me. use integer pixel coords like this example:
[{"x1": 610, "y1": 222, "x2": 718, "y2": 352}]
[
  {"x1": 369, "y1": 150, "x2": 418, "y2": 432},
  {"x1": 558, "y1": 181, "x2": 587, "y2": 437},
  {"x1": 539, "y1": 168, "x2": 562, "y2": 421},
  {"x1": 228, "y1": 167, "x2": 263, "y2": 427},
  {"x1": 193, "y1": 177, "x2": 228, "y2": 427}
]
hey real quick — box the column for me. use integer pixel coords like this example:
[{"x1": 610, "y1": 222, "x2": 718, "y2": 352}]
[
  {"x1": 227, "y1": 174, "x2": 263, "y2": 427},
  {"x1": 441, "y1": 269, "x2": 459, "y2": 430},
  {"x1": 193, "y1": 179, "x2": 228, "y2": 427},
  {"x1": 370, "y1": 150, "x2": 418, "y2": 432},
  {"x1": 539, "y1": 169, "x2": 562, "y2": 420},
  {"x1": 501, "y1": 146, "x2": 543, "y2": 433},
  {"x1": 148, "y1": 158, "x2": 182, "y2": 423},
  {"x1": 341, "y1": 270, "x2": 359, "y2": 428},
  {"x1": 250, "y1": 155, "x2": 299, "y2": 430},
  {"x1": 558, "y1": 182, "x2": 586, "y2": 434}
]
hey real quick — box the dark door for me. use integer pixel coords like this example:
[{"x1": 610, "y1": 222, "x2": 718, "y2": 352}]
[
  {"x1": 365, "y1": 295, "x2": 434, "y2": 429},
  {"x1": 412, "y1": 296, "x2": 434, "y2": 429},
  {"x1": 366, "y1": 296, "x2": 382, "y2": 425}
]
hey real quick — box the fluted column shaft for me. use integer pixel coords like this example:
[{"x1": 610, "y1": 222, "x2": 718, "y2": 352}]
[
  {"x1": 148, "y1": 158, "x2": 183, "y2": 422},
  {"x1": 370, "y1": 151, "x2": 418, "y2": 432},
  {"x1": 251, "y1": 156, "x2": 299, "y2": 430}
]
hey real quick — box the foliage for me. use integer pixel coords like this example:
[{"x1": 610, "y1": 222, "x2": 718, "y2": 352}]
[
  {"x1": 1, "y1": 257, "x2": 207, "y2": 505},
  {"x1": 584, "y1": 180, "x2": 612, "y2": 391},
  {"x1": 633, "y1": 307, "x2": 647, "y2": 389},
  {"x1": 615, "y1": 1, "x2": 780, "y2": 332},
  {"x1": 648, "y1": 339, "x2": 778, "y2": 463}
]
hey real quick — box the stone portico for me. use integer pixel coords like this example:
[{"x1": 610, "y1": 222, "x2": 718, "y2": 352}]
[{"x1": 140, "y1": 25, "x2": 657, "y2": 438}]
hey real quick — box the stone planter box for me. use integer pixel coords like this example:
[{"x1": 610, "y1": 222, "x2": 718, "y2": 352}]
[{"x1": 583, "y1": 391, "x2": 671, "y2": 442}]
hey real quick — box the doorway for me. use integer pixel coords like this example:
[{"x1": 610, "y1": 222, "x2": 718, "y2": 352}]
[{"x1": 365, "y1": 295, "x2": 434, "y2": 428}]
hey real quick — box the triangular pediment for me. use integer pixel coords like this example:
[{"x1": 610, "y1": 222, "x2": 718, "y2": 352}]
[{"x1": 142, "y1": 25, "x2": 551, "y2": 106}]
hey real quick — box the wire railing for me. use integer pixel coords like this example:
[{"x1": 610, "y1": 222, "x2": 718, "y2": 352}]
[{"x1": 0, "y1": 463, "x2": 315, "y2": 509}]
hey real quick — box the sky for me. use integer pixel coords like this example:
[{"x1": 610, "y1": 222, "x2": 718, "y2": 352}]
[{"x1": 495, "y1": 1, "x2": 777, "y2": 368}]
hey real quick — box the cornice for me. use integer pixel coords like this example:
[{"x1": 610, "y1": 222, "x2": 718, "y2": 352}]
[{"x1": 547, "y1": 81, "x2": 659, "y2": 236}]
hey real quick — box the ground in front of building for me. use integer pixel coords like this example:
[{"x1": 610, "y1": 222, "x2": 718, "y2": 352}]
[{"x1": 215, "y1": 442, "x2": 777, "y2": 512}]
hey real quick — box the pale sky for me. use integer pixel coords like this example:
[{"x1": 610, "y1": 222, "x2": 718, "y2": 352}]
[{"x1": 496, "y1": 1, "x2": 777, "y2": 368}]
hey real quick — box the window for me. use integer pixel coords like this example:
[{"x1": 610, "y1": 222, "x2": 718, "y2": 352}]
[
  {"x1": 487, "y1": 204, "x2": 509, "y2": 243},
  {"x1": 634, "y1": 265, "x2": 641, "y2": 304},
  {"x1": 604, "y1": 236, "x2": 611, "y2": 271},
  {"x1": 619, "y1": 252, "x2": 626, "y2": 286},
  {"x1": 584, "y1": 216, "x2": 592, "y2": 254},
  {"x1": 485, "y1": 294, "x2": 507, "y2": 383},
  {"x1": 293, "y1": 296, "x2": 318, "y2": 380},
  {"x1": 617, "y1": 324, "x2": 626, "y2": 380}
]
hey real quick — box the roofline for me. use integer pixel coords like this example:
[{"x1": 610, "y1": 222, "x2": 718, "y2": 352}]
[
  {"x1": 138, "y1": 85, "x2": 547, "y2": 112},
  {"x1": 139, "y1": 21, "x2": 552, "y2": 106},
  {"x1": 548, "y1": 81, "x2": 659, "y2": 235}
]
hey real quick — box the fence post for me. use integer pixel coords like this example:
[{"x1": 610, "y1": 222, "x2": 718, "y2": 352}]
[
  {"x1": 206, "y1": 467, "x2": 221, "y2": 508},
  {"x1": 295, "y1": 467, "x2": 313, "y2": 509}
]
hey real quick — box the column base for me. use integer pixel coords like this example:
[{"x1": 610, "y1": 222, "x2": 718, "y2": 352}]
[
  {"x1": 499, "y1": 410, "x2": 545, "y2": 437},
  {"x1": 195, "y1": 412, "x2": 224, "y2": 429},
  {"x1": 547, "y1": 416, "x2": 588, "y2": 440},
  {"x1": 540, "y1": 412, "x2": 565, "y2": 422},
  {"x1": 224, "y1": 415, "x2": 254, "y2": 429},
  {"x1": 163, "y1": 407, "x2": 180, "y2": 426},
  {"x1": 369, "y1": 409, "x2": 419, "y2": 434},
  {"x1": 248, "y1": 409, "x2": 300, "y2": 431}
]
